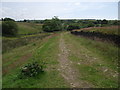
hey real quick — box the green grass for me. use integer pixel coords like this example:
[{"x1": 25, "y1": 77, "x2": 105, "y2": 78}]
[
  {"x1": 63, "y1": 32, "x2": 118, "y2": 88},
  {"x1": 17, "y1": 22, "x2": 43, "y2": 34},
  {"x1": 69, "y1": 34, "x2": 118, "y2": 70},
  {"x1": 2, "y1": 33, "x2": 50, "y2": 53},
  {"x1": 77, "y1": 64, "x2": 118, "y2": 88},
  {"x1": 2, "y1": 31, "x2": 119, "y2": 88},
  {"x1": 2, "y1": 33, "x2": 69, "y2": 88}
]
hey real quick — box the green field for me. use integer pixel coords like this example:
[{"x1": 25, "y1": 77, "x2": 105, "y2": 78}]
[
  {"x1": 17, "y1": 22, "x2": 43, "y2": 34},
  {"x1": 2, "y1": 27, "x2": 119, "y2": 88}
]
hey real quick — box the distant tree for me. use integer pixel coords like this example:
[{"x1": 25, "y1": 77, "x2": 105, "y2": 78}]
[
  {"x1": 87, "y1": 22, "x2": 95, "y2": 27},
  {"x1": 96, "y1": 20, "x2": 102, "y2": 24},
  {"x1": 2, "y1": 18, "x2": 18, "y2": 36},
  {"x1": 101, "y1": 19, "x2": 108, "y2": 24},
  {"x1": 113, "y1": 20, "x2": 120, "y2": 25},
  {"x1": 3, "y1": 18, "x2": 15, "y2": 21},
  {"x1": 43, "y1": 16, "x2": 62, "y2": 32},
  {"x1": 23, "y1": 19, "x2": 27, "y2": 22}
]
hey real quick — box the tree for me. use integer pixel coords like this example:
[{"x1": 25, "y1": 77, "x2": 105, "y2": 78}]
[
  {"x1": 101, "y1": 19, "x2": 108, "y2": 24},
  {"x1": 23, "y1": 19, "x2": 27, "y2": 22},
  {"x1": 2, "y1": 18, "x2": 18, "y2": 36},
  {"x1": 42, "y1": 16, "x2": 62, "y2": 32},
  {"x1": 87, "y1": 22, "x2": 94, "y2": 27},
  {"x1": 3, "y1": 18, "x2": 15, "y2": 21}
]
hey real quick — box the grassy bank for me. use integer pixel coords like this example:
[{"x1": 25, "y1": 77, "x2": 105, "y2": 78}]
[
  {"x1": 2, "y1": 33, "x2": 50, "y2": 53},
  {"x1": 73, "y1": 26, "x2": 118, "y2": 35}
]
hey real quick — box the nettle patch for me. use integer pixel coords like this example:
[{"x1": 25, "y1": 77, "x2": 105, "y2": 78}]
[{"x1": 19, "y1": 61, "x2": 44, "y2": 78}]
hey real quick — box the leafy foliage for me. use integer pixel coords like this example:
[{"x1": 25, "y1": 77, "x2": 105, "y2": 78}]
[
  {"x1": 2, "y1": 18, "x2": 15, "y2": 21},
  {"x1": 2, "y1": 18, "x2": 18, "y2": 36},
  {"x1": 42, "y1": 16, "x2": 62, "y2": 32},
  {"x1": 20, "y1": 61, "x2": 44, "y2": 78}
]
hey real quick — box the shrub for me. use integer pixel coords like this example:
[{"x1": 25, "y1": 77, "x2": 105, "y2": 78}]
[
  {"x1": 2, "y1": 20, "x2": 18, "y2": 36},
  {"x1": 42, "y1": 16, "x2": 62, "y2": 32},
  {"x1": 20, "y1": 61, "x2": 44, "y2": 78},
  {"x1": 3, "y1": 18, "x2": 15, "y2": 21}
]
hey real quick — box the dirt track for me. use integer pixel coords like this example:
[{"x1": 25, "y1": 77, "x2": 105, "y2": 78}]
[{"x1": 58, "y1": 33, "x2": 93, "y2": 88}]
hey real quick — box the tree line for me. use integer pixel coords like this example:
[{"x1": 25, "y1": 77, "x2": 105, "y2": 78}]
[{"x1": 1, "y1": 17, "x2": 119, "y2": 36}]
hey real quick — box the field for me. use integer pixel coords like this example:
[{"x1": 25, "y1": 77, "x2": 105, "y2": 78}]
[
  {"x1": 2, "y1": 22, "x2": 119, "y2": 88},
  {"x1": 2, "y1": 22, "x2": 48, "y2": 53},
  {"x1": 17, "y1": 22, "x2": 43, "y2": 35}
]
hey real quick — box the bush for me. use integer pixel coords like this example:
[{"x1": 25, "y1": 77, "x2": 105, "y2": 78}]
[
  {"x1": 20, "y1": 62, "x2": 44, "y2": 78},
  {"x1": 3, "y1": 18, "x2": 15, "y2": 21},
  {"x1": 2, "y1": 21, "x2": 18, "y2": 36},
  {"x1": 42, "y1": 16, "x2": 62, "y2": 32},
  {"x1": 2, "y1": 18, "x2": 18, "y2": 36}
]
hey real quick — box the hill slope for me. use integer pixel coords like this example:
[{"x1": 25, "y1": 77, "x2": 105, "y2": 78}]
[
  {"x1": 3, "y1": 31, "x2": 118, "y2": 88},
  {"x1": 17, "y1": 22, "x2": 43, "y2": 35}
]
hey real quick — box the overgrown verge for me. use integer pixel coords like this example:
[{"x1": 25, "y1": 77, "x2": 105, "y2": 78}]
[
  {"x1": 71, "y1": 30, "x2": 120, "y2": 46},
  {"x1": 2, "y1": 34, "x2": 50, "y2": 53}
]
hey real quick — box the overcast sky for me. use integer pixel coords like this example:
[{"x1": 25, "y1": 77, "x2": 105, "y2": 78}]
[{"x1": 1, "y1": 1, "x2": 119, "y2": 20}]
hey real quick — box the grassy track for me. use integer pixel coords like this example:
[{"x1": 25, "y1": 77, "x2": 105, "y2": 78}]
[
  {"x1": 63, "y1": 32, "x2": 118, "y2": 88},
  {"x1": 2, "y1": 32, "x2": 118, "y2": 88},
  {"x1": 2, "y1": 33, "x2": 69, "y2": 88}
]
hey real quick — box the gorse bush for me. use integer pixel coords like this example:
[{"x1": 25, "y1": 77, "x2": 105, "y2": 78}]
[{"x1": 20, "y1": 61, "x2": 44, "y2": 78}]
